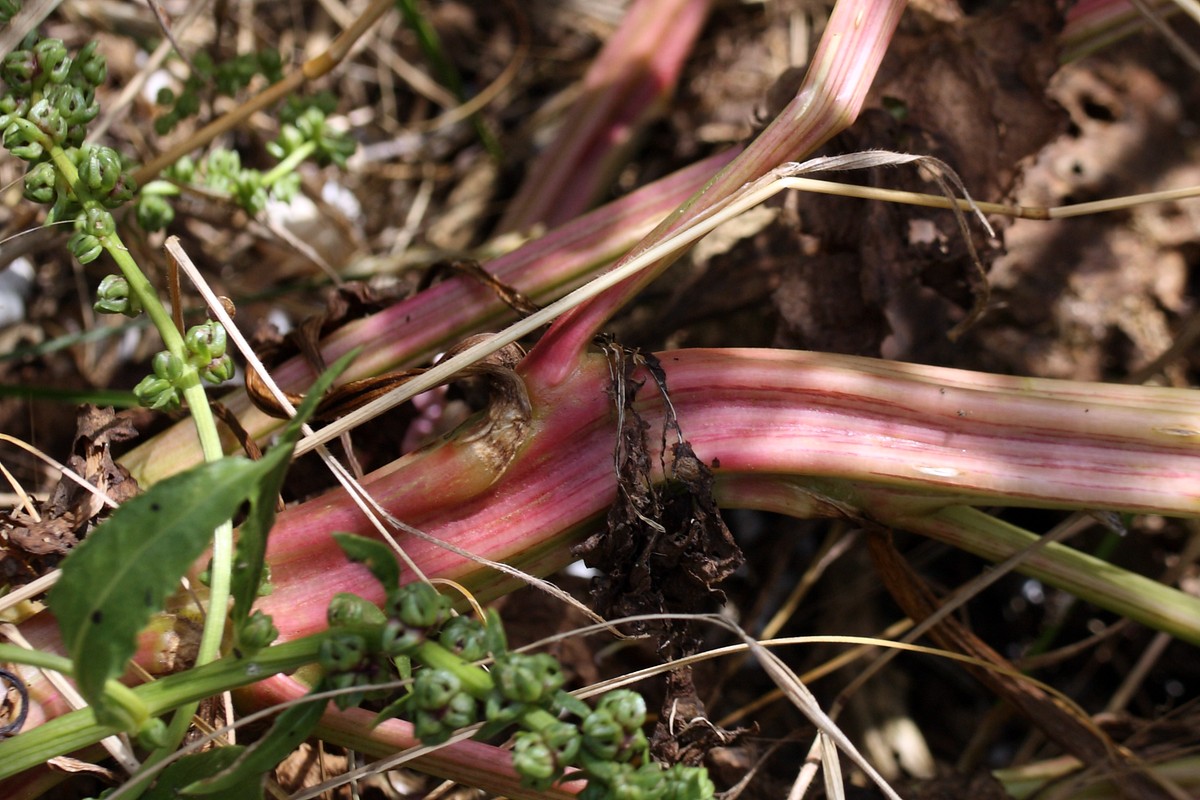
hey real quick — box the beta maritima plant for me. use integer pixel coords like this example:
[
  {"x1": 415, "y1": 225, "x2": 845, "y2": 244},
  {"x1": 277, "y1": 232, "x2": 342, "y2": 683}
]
[{"x1": 317, "y1": 533, "x2": 715, "y2": 800}]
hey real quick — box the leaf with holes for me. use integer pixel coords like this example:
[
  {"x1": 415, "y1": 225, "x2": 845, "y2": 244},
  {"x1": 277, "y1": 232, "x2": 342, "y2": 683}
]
[
  {"x1": 48, "y1": 354, "x2": 355, "y2": 727},
  {"x1": 48, "y1": 455, "x2": 276, "y2": 726}
]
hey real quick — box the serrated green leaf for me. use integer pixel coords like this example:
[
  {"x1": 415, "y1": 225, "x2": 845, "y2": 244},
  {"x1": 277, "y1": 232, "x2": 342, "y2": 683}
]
[
  {"x1": 231, "y1": 350, "x2": 358, "y2": 650},
  {"x1": 182, "y1": 697, "x2": 326, "y2": 795},
  {"x1": 143, "y1": 747, "x2": 259, "y2": 800},
  {"x1": 49, "y1": 456, "x2": 274, "y2": 726},
  {"x1": 332, "y1": 531, "x2": 400, "y2": 592}
]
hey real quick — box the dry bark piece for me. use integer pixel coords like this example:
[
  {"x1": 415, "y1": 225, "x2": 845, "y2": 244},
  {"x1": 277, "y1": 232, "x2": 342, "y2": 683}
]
[{"x1": 4, "y1": 406, "x2": 139, "y2": 558}]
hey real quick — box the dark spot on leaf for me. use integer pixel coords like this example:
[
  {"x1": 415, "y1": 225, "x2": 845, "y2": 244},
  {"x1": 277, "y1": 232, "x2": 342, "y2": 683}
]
[
  {"x1": 91, "y1": 610, "x2": 103, "y2": 625},
  {"x1": 150, "y1": 502, "x2": 161, "y2": 512},
  {"x1": 145, "y1": 589, "x2": 154, "y2": 607}
]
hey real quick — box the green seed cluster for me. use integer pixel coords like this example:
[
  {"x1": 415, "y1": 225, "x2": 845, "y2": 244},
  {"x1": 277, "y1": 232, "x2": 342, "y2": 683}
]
[
  {"x1": 321, "y1": 536, "x2": 716, "y2": 800},
  {"x1": 0, "y1": 33, "x2": 136, "y2": 266},
  {"x1": 136, "y1": 95, "x2": 356, "y2": 230},
  {"x1": 132, "y1": 320, "x2": 236, "y2": 410}
]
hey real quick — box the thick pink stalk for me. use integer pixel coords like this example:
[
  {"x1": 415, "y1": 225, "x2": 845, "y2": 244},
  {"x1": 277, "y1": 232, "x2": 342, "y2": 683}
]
[
  {"x1": 13, "y1": 347, "x2": 1200, "y2": 792},
  {"x1": 499, "y1": 0, "x2": 713, "y2": 231},
  {"x1": 254, "y1": 348, "x2": 1200, "y2": 647},
  {"x1": 524, "y1": 0, "x2": 908, "y2": 381},
  {"x1": 121, "y1": 150, "x2": 735, "y2": 485}
]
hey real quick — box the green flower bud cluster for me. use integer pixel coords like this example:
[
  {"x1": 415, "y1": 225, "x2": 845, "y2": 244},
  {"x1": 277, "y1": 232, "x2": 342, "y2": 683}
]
[
  {"x1": 131, "y1": 320, "x2": 236, "y2": 409},
  {"x1": 153, "y1": 49, "x2": 284, "y2": 135},
  {"x1": 137, "y1": 98, "x2": 356, "y2": 230},
  {"x1": 0, "y1": 0, "x2": 20, "y2": 24},
  {"x1": 1, "y1": 34, "x2": 105, "y2": 158},
  {"x1": 269, "y1": 101, "x2": 356, "y2": 168},
  {"x1": 324, "y1": 534, "x2": 716, "y2": 800}
]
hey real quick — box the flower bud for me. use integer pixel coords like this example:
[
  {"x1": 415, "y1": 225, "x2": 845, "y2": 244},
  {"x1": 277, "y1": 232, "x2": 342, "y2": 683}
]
[
  {"x1": 133, "y1": 375, "x2": 181, "y2": 411},
  {"x1": 438, "y1": 616, "x2": 488, "y2": 662},
  {"x1": 318, "y1": 633, "x2": 368, "y2": 673},
  {"x1": 235, "y1": 611, "x2": 278, "y2": 654},
  {"x1": 327, "y1": 592, "x2": 387, "y2": 627},
  {"x1": 66, "y1": 231, "x2": 102, "y2": 264},
  {"x1": 152, "y1": 351, "x2": 185, "y2": 382},
  {"x1": 33, "y1": 38, "x2": 70, "y2": 86},
  {"x1": 72, "y1": 41, "x2": 107, "y2": 87},
  {"x1": 23, "y1": 161, "x2": 57, "y2": 204},
  {"x1": 95, "y1": 274, "x2": 143, "y2": 317},
  {"x1": 386, "y1": 582, "x2": 451, "y2": 630}
]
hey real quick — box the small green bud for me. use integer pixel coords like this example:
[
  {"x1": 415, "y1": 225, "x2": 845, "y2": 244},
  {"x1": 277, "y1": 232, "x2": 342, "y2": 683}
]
[
  {"x1": 235, "y1": 611, "x2": 278, "y2": 655},
  {"x1": 94, "y1": 274, "x2": 142, "y2": 317},
  {"x1": 4, "y1": 118, "x2": 44, "y2": 160},
  {"x1": 77, "y1": 206, "x2": 116, "y2": 238},
  {"x1": 135, "y1": 193, "x2": 175, "y2": 232},
  {"x1": 199, "y1": 354, "x2": 235, "y2": 385},
  {"x1": 581, "y1": 708, "x2": 623, "y2": 761},
  {"x1": 441, "y1": 690, "x2": 477, "y2": 730},
  {"x1": 318, "y1": 633, "x2": 368, "y2": 673},
  {"x1": 327, "y1": 592, "x2": 387, "y2": 627},
  {"x1": 662, "y1": 764, "x2": 716, "y2": 800},
  {"x1": 26, "y1": 98, "x2": 65, "y2": 143},
  {"x1": 386, "y1": 582, "x2": 451, "y2": 630},
  {"x1": 67, "y1": 231, "x2": 102, "y2": 264},
  {"x1": 71, "y1": 41, "x2": 107, "y2": 87},
  {"x1": 77, "y1": 145, "x2": 122, "y2": 194},
  {"x1": 152, "y1": 351, "x2": 185, "y2": 382},
  {"x1": 324, "y1": 670, "x2": 368, "y2": 710},
  {"x1": 412, "y1": 669, "x2": 461, "y2": 710},
  {"x1": 1, "y1": 48, "x2": 36, "y2": 95},
  {"x1": 493, "y1": 653, "x2": 563, "y2": 705},
  {"x1": 33, "y1": 38, "x2": 71, "y2": 87},
  {"x1": 378, "y1": 619, "x2": 422, "y2": 657},
  {"x1": 596, "y1": 690, "x2": 646, "y2": 733},
  {"x1": 185, "y1": 320, "x2": 228, "y2": 363},
  {"x1": 513, "y1": 731, "x2": 558, "y2": 788},
  {"x1": 155, "y1": 86, "x2": 175, "y2": 106},
  {"x1": 133, "y1": 375, "x2": 181, "y2": 411},
  {"x1": 413, "y1": 709, "x2": 451, "y2": 745},
  {"x1": 47, "y1": 83, "x2": 99, "y2": 126},
  {"x1": 165, "y1": 154, "x2": 195, "y2": 183},
  {"x1": 0, "y1": 0, "x2": 20, "y2": 25},
  {"x1": 438, "y1": 616, "x2": 488, "y2": 662},
  {"x1": 269, "y1": 170, "x2": 301, "y2": 203},
  {"x1": 232, "y1": 169, "x2": 267, "y2": 215},
  {"x1": 23, "y1": 161, "x2": 58, "y2": 204}
]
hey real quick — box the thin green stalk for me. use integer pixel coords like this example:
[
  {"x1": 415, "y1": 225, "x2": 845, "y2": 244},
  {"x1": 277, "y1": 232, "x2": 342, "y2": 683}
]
[
  {"x1": 261, "y1": 140, "x2": 316, "y2": 187},
  {"x1": 43, "y1": 133, "x2": 234, "y2": 793},
  {"x1": 0, "y1": 634, "x2": 328, "y2": 780}
]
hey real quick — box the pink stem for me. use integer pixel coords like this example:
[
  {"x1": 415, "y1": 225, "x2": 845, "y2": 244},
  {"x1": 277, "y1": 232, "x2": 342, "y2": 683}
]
[
  {"x1": 499, "y1": 0, "x2": 714, "y2": 231},
  {"x1": 121, "y1": 150, "x2": 735, "y2": 486},
  {"x1": 523, "y1": 0, "x2": 908, "y2": 383}
]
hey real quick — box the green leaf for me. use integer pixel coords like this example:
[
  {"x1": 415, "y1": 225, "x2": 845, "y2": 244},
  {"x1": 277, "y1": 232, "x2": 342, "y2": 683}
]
[
  {"x1": 143, "y1": 747, "x2": 259, "y2": 800},
  {"x1": 231, "y1": 350, "x2": 358, "y2": 650},
  {"x1": 49, "y1": 456, "x2": 272, "y2": 726},
  {"x1": 182, "y1": 698, "x2": 326, "y2": 796},
  {"x1": 332, "y1": 531, "x2": 400, "y2": 593},
  {"x1": 50, "y1": 350, "x2": 361, "y2": 727}
]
